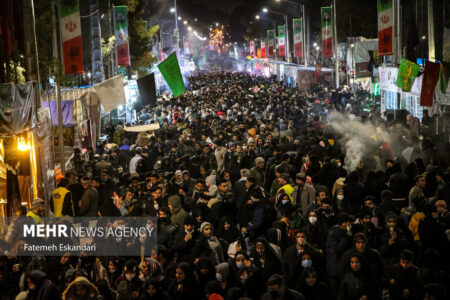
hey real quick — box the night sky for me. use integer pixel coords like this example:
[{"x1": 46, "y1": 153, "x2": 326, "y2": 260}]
[{"x1": 143, "y1": 0, "x2": 377, "y2": 43}]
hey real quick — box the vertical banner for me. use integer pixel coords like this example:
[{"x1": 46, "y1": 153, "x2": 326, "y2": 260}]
[
  {"x1": 278, "y1": 25, "x2": 286, "y2": 57},
  {"x1": 321, "y1": 7, "x2": 333, "y2": 58},
  {"x1": 59, "y1": 0, "x2": 84, "y2": 74},
  {"x1": 293, "y1": 18, "x2": 303, "y2": 58},
  {"x1": 420, "y1": 61, "x2": 440, "y2": 106},
  {"x1": 267, "y1": 30, "x2": 275, "y2": 57},
  {"x1": 395, "y1": 58, "x2": 421, "y2": 92},
  {"x1": 261, "y1": 39, "x2": 266, "y2": 58},
  {"x1": 377, "y1": 0, "x2": 393, "y2": 56},
  {"x1": 250, "y1": 40, "x2": 255, "y2": 57},
  {"x1": 114, "y1": 6, "x2": 131, "y2": 66},
  {"x1": 90, "y1": 0, "x2": 104, "y2": 83}
]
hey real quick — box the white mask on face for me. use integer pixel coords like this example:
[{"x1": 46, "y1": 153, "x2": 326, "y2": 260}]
[
  {"x1": 309, "y1": 216, "x2": 318, "y2": 224},
  {"x1": 337, "y1": 195, "x2": 344, "y2": 200}
]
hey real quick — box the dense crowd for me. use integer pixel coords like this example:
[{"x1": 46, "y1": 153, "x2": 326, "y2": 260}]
[{"x1": 2, "y1": 72, "x2": 450, "y2": 300}]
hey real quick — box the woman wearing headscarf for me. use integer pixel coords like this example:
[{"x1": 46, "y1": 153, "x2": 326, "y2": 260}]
[
  {"x1": 195, "y1": 257, "x2": 217, "y2": 293},
  {"x1": 139, "y1": 278, "x2": 171, "y2": 300},
  {"x1": 228, "y1": 251, "x2": 264, "y2": 300},
  {"x1": 216, "y1": 216, "x2": 241, "y2": 244},
  {"x1": 194, "y1": 222, "x2": 226, "y2": 265},
  {"x1": 338, "y1": 254, "x2": 381, "y2": 300},
  {"x1": 24, "y1": 270, "x2": 59, "y2": 300},
  {"x1": 62, "y1": 276, "x2": 99, "y2": 300},
  {"x1": 251, "y1": 237, "x2": 282, "y2": 282},
  {"x1": 295, "y1": 267, "x2": 329, "y2": 300},
  {"x1": 168, "y1": 262, "x2": 200, "y2": 300}
]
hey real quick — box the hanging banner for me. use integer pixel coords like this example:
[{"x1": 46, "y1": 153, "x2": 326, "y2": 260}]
[
  {"x1": 377, "y1": 0, "x2": 393, "y2": 56},
  {"x1": 278, "y1": 25, "x2": 286, "y2": 57},
  {"x1": 90, "y1": 0, "x2": 104, "y2": 83},
  {"x1": 157, "y1": 53, "x2": 186, "y2": 98},
  {"x1": 395, "y1": 58, "x2": 421, "y2": 92},
  {"x1": 438, "y1": 62, "x2": 450, "y2": 94},
  {"x1": 267, "y1": 30, "x2": 275, "y2": 57},
  {"x1": 250, "y1": 40, "x2": 255, "y2": 57},
  {"x1": 321, "y1": 7, "x2": 333, "y2": 58},
  {"x1": 94, "y1": 75, "x2": 126, "y2": 113},
  {"x1": 59, "y1": 0, "x2": 84, "y2": 74},
  {"x1": 261, "y1": 39, "x2": 266, "y2": 58},
  {"x1": 293, "y1": 19, "x2": 303, "y2": 58},
  {"x1": 420, "y1": 61, "x2": 440, "y2": 106},
  {"x1": 114, "y1": 6, "x2": 131, "y2": 66},
  {"x1": 379, "y1": 67, "x2": 401, "y2": 92}
]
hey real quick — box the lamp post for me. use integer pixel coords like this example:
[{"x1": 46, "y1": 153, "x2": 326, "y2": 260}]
[
  {"x1": 170, "y1": 0, "x2": 179, "y2": 53},
  {"x1": 262, "y1": 8, "x2": 289, "y2": 62},
  {"x1": 275, "y1": 0, "x2": 307, "y2": 66}
]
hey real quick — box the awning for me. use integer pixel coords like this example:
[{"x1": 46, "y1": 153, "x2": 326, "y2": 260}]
[{"x1": 124, "y1": 123, "x2": 160, "y2": 132}]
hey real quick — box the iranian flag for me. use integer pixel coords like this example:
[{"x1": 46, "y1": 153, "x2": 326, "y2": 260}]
[
  {"x1": 114, "y1": 6, "x2": 131, "y2": 66},
  {"x1": 321, "y1": 7, "x2": 333, "y2": 58},
  {"x1": 377, "y1": 0, "x2": 393, "y2": 56},
  {"x1": 261, "y1": 39, "x2": 266, "y2": 58},
  {"x1": 293, "y1": 19, "x2": 303, "y2": 58},
  {"x1": 268, "y1": 30, "x2": 275, "y2": 57},
  {"x1": 59, "y1": 0, "x2": 84, "y2": 74},
  {"x1": 278, "y1": 25, "x2": 286, "y2": 57}
]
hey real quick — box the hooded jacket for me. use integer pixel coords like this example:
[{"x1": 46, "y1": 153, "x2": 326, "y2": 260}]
[
  {"x1": 169, "y1": 195, "x2": 188, "y2": 230},
  {"x1": 62, "y1": 277, "x2": 99, "y2": 300}
]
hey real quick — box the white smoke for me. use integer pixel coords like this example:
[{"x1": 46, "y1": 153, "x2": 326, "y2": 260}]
[{"x1": 329, "y1": 112, "x2": 391, "y2": 171}]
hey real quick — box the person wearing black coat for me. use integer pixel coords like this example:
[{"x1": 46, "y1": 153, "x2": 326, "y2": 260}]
[
  {"x1": 339, "y1": 233, "x2": 384, "y2": 280},
  {"x1": 251, "y1": 237, "x2": 282, "y2": 282},
  {"x1": 338, "y1": 254, "x2": 381, "y2": 300},
  {"x1": 138, "y1": 278, "x2": 171, "y2": 300},
  {"x1": 172, "y1": 216, "x2": 198, "y2": 263},
  {"x1": 326, "y1": 213, "x2": 353, "y2": 299},
  {"x1": 228, "y1": 251, "x2": 265, "y2": 300},
  {"x1": 216, "y1": 216, "x2": 241, "y2": 244},
  {"x1": 295, "y1": 267, "x2": 330, "y2": 300},
  {"x1": 283, "y1": 231, "x2": 323, "y2": 288},
  {"x1": 343, "y1": 171, "x2": 367, "y2": 215},
  {"x1": 168, "y1": 262, "x2": 200, "y2": 300},
  {"x1": 381, "y1": 249, "x2": 421, "y2": 300}
]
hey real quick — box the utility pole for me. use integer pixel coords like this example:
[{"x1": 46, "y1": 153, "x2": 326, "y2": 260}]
[
  {"x1": 427, "y1": 0, "x2": 435, "y2": 62},
  {"x1": 333, "y1": 0, "x2": 339, "y2": 88}
]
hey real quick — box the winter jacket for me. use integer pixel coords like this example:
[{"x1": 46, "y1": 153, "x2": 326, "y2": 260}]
[
  {"x1": 168, "y1": 195, "x2": 187, "y2": 231},
  {"x1": 326, "y1": 225, "x2": 352, "y2": 277},
  {"x1": 62, "y1": 277, "x2": 99, "y2": 300}
]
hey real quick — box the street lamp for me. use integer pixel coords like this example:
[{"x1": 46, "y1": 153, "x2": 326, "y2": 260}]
[
  {"x1": 256, "y1": 15, "x2": 260, "y2": 19},
  {"x1": 170, "y1": 7, "x2": 175, "y2": 13},
  {"x1": 188, "y1": 26, "x2": 192, "y2": 31},
  {"x1": 178, "y1": 16, "x2": 182, "y2": 21},
  {"x1": 262, "y1": 7, "x2": 290, "y2": 62},
  {"x1": 183, "y1": 20, "x2": 187, "y2": 25}
]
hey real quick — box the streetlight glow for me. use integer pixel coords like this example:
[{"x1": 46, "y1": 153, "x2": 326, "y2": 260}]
[
  {"x1": 183, "y1": 20, "x2": 187, "y2": 25},
  {"x1": 170, "y1": 7, "x2": 175, "y2": 13},
  {"x1": 313, "y1": 42, "x2": 317, "y2": 47},
  {"x1": 262, "y1": 8, "x2": 268, "y2": 13},
  {"x1": 255, "y1": 15, "x2": 260, "y2": 19},
  {"x1": 188, "y1": 26, "x2": 192, "y2": 31},
  {"x1": 178, "y1": 16, "x2": 182, "y2": 21}
]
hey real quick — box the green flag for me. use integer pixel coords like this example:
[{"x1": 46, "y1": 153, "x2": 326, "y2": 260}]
[
  {"x1": 438, "y1": 62, "x2": 450, "y2": 94},
  {"x1": 157, "y1": 53, "x2": 186, "y2": 98},
  {"x1": 396, "y1": 58, "x2": 421, "y2": 92}
]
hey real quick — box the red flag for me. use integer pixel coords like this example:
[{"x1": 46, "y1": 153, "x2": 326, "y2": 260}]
[
  {"x1": 420, "y1": 61, "x2": 440, "y2": 107},
  {"x1": 314, "y1": 63, "x2": 322, "y2": 81}
]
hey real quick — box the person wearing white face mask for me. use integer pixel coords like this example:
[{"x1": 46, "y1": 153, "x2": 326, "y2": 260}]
[
  {"x1": 282, "y1": 231, "x2": 322, "y2": 288},
  {"x1": 305, "y1": 210, "x2": 328, "y2": 251},
  {"x1": 117, "y1": 260, "x2": 142, "y2": 300}
]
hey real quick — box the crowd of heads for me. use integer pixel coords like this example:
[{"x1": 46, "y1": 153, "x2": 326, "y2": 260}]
[{"x1": 1, "y1": 71, "x2": 450, "y2": 300}]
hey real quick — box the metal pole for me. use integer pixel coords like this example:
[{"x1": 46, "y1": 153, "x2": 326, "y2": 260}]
[
  {"x1": 53, "y1": 3, "x2": 65, "y2": 173},
  {"x1": 174, "y1": 0, "x2": 179, "y2": 53},
  {"x1": 285, "y1": 14, "x2": 289, "y2": 62},
  {"x1": 333, "y1": 0, "x2": 339, "y2": 88},
  {"x1": 29, "y1": 0, "x2": 41, "y2": 107},
  {"x1": 427, "y1": 0, "x2": 435, "y2": 62},
  {"x1": 302, "y1": 4, "x2": 307, "y2": 67}
]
